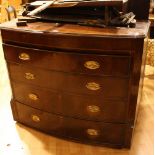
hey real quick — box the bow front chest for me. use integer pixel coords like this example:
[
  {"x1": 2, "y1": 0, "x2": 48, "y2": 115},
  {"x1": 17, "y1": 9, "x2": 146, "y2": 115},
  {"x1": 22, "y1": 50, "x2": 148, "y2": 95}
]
[{"x1": 0, "y1": 20, "x2": 149, "y2": 148}]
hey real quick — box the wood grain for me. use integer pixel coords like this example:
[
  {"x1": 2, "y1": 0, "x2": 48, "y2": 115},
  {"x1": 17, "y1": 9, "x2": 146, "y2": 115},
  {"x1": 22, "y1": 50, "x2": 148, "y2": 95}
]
[
  {"x1": 3, "y1": 44, "x2": 131, "y2": 76},
  {"x1": 0, "y1": 20, "x2": 150, "y2": 38},
  {"x1": 0, "y1": 21, "x2": 150, "y2": 148},
  {"x1": 0, "y1": 37, "x2": 153, "y2": 154},
  {"x1": 11, "y1": 81, "x2": 128, "y2": 123}
]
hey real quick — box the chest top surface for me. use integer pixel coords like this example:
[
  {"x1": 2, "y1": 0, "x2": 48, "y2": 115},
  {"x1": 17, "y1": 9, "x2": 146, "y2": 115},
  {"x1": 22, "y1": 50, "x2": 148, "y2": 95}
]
[{"x1": 0, "y1": 20, "x2": 150, "y2": 39}]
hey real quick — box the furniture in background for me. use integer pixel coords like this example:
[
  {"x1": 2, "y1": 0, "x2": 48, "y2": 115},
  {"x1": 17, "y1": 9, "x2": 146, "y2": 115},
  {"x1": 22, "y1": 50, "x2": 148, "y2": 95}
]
[
  {"x1": 149, "y1": 0, "x2": 154, "y2": 39},
  {"x1": 20, "y1": 0, "x2": 151, "y2": 19},
  {"x1": 5, "y1": 5, "x2": 17, "y2": 21},
  {"x1": 146, "y1": 0, "x2": 154, "y2": 66},
  {"x1": 127, "y1": 0, "x2": 150, "y2": 20},
  {"x1": 0, "y1": 0, "x2": 21, "y2": 22}
]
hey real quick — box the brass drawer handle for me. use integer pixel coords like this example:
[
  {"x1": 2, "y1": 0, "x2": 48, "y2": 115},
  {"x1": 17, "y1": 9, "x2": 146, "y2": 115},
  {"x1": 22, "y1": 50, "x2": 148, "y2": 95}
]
[
  {"x1": 28, "y1": 93, "x2": 38, "y2": 101},
  {"x1": 84, "y1": 61, "x2": 100, "y2": 70},
  {"x1": 87, "y1": 105, "x2": 100, "y2": 113},
  {"x1": 19, "y1": 53, "x2": 30, "y2": 61},
  {"x1": 31, "y1": 115, "x2": 40, "y2": 122},
  {"x1": 87, "y1": 129, "x2": 99, "y2": 136},
  {"x1": 86, "y1": 82, "x2": 100, "y2": 91},
  {"x1": 25, "y1": 73, "x2": 35, "y2": 80}
]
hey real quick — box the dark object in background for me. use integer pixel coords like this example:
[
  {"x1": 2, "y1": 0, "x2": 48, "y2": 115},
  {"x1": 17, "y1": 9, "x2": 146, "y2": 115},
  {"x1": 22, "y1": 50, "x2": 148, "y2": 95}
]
[
  {"x1": 21, "y1": 0, "x2": 151, "y2": 21},
  {"x1": 110, "y1": 12, "x2": 136, "y2": 27},
  {"x1": 149, "y1": 0, "x2": 154, "y2": 39},
  {"x1": 21, "y1": 0, "x2": 35, "y2": 4},
  {"x1": 150, "y1": 25, "x2": 154, "y2": 39},
  {"x1": 127, "y1": 0, "x2": 150, "y2": 20},
  {"x1": 16, "y1": 21, "x2": 27, "y2": 26},
  {"x1": 22, "y1": 1, "x2": 136, "y2": 28},
  {"x1": 21, "y1": 0, "x2": 150, "y2": 28},
  {"x1": 18, "y1": 17, "x2": 37, "y2": 23}
]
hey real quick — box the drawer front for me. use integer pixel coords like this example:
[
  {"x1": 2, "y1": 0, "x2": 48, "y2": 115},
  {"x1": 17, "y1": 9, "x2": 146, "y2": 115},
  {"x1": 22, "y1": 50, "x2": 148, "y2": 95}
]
[
  {"x1": 4, "y1": 44, "x2": 130, "y2": 76},
  {"x1": 13, "y1": 101, "x2": 126, "y2": 146},
  {"x1": 1, "y1": 29, "x2": 134, "y2": 51},
  {"x1": 12, "y1": 82, "x2": 127, "y2": 123},
  {"x1": 8, "y1": 63, "x2": 129, "y2": 98}
]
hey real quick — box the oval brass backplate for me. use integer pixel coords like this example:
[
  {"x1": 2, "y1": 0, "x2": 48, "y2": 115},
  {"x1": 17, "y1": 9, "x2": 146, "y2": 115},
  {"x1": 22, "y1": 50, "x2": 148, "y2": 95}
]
[
  {"x1": 87, "y1": 129, "x2": 99, "y2": 136},
  {"x1": 19, "y1": 53, "x2": 30, "y2": 61},
  {"x1": 84, "y1": 61, "x2": 100, "y2": 70},
  {"x1": 86, "y1": 82, "x2": 100, "y2": 91},
  {"x1": 28, "y1": 93, "x2": 38, "y2": 101},
  {"x1": 87, "y1": 105, "x2": 100, "y2": 113},
  {"x1": 25, "y1": 73, "x2": 35, "y2": 80},
  {"x1": 31, "y1": 115, "x2": 40, "y2": 122}
]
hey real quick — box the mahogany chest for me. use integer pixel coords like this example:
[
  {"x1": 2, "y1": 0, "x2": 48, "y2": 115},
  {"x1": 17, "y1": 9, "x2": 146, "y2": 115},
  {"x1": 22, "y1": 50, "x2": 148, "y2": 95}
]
[{"x1": 0, "y1": 20, "x2": 149, "y2": 148}]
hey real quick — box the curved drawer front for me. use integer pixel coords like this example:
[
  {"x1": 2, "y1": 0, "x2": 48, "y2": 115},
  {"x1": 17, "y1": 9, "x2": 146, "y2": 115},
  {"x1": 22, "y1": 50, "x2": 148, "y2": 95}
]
[
  {"x1": 1, "y1": 29, "x2": 134, "y2": 51},
  {"x1": 14, "y1": 101, "x2": 126, "y2": 146},
  {"x1": 4, "y1": 44, "x2": 130, "y2": 76},
  {"x1": 12, "y1": 82, "x2": 127, "y2": 123},
  {"x1": 8, "y1": 63, "x2": 129, "y2": 98}
]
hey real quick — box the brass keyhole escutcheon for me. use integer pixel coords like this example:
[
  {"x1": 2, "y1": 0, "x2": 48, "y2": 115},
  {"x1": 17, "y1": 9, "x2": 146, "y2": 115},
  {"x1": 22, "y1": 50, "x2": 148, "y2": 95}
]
[
  {"x1": 25, "y1": 73, "x2": 35, "y2": 80},
  {"x1": 86, "y1": 82, "x2": 100, "y2": 91},
  {"x1": 19, "y1": 53, "x2": 30, "y2": 61},
  {"x1": 87, "y1": 105, "x2": 100, "y2": 113},
  {"x1": 28, "y1": 93, "x2": 38, "y2": 101},
  {"x1": 31, "y1": 115, "x2": 40, "y2": 122},
  {"x1": 87, "y1": 129, "x2": 99, "y2": 136},
  {"x1": 84, "y1": 61, "x2": 100, "y2": 70}
]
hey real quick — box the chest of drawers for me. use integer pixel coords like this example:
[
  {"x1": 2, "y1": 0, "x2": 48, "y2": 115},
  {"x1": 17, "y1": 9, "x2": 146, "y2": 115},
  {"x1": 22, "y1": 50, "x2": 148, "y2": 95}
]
[{"x1": 0, "y1": 21, "x2": 149, "y2": 148}]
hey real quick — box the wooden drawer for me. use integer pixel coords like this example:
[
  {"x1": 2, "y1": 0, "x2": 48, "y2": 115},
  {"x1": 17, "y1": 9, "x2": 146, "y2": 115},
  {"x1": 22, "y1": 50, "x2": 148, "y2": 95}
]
[
  {"x1": 13, "y1": 101, "x2": 126, "y2": 147},
  {"x1": 12, "y1": 82, "x2": 127, "y2": 123},
  {"x1": 1, "y1": 28, "x2": 134, "y2": 51},
  {"x1": 3, "y1": 44, "x2": 130, "y2": 76},
  {"x1": 8, "y1": 63, "x2": 129, "y2": 98}
]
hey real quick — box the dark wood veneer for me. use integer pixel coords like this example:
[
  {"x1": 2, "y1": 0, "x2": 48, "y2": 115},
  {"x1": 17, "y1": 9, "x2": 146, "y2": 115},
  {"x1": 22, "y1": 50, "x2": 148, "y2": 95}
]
[
  {"x1": 3, "y1": 44, "x2": 131, "y2": 77},
  {"x1": 1, "y1": 20, "x2": 149, "y2": 148},
  {"x1": 12, "y1": 82, "x2": 128, "y2": 123},
  {"x1": 14, "y1": 101, "x2": 126, "y2": 146},
  {"x1": 8, "y1": 63, "x2": 129, "y2": 97}
]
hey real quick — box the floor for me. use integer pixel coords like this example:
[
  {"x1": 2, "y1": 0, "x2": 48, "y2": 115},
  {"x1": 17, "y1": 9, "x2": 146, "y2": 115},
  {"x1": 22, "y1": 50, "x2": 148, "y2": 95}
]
[{"x1": 0, "y1": 42, "x2": 154, "y2": 155}]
